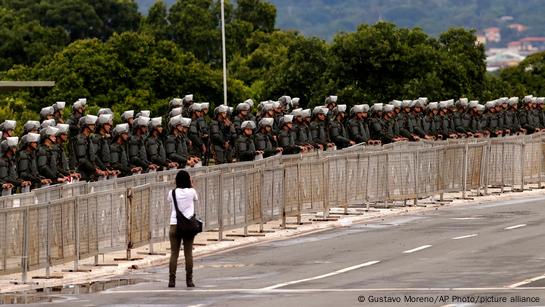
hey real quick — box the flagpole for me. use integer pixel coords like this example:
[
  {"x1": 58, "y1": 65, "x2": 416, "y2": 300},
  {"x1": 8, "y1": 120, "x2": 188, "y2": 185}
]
[{"x1": 221, "y1": 0, "x2": 228, "y2": 106}]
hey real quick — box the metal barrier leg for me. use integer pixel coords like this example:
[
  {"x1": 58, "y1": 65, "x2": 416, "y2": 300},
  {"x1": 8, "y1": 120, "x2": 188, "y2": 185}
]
[{"x1": 10, "y1": 208, "x2": 38, "y2": 285}]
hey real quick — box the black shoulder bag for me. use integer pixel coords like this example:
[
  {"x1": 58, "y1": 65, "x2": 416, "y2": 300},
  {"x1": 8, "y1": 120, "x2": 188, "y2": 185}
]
[{"x1": 172, "y1": 189, "x2": 203, "y2": 237}]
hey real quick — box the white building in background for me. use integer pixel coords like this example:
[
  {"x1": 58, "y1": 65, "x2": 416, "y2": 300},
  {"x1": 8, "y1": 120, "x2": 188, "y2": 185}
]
[{"x1": 486, "y1": 51, "x2": 525, "y2": 72}]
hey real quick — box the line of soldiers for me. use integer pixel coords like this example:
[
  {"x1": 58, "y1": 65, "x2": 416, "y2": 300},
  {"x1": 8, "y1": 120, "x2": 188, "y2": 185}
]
[{"x1": 1, "y1": 94, "x2": 545, "y2": 194}]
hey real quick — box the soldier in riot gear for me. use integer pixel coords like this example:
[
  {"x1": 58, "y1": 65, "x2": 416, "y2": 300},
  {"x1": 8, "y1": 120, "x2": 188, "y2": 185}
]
[
  {"x1": 469, "y1": 104, "x2": 489, "y2": 137},
  {"x1": 147, "y1": 117, "x2": 177, "y2": 170},
  {"x1": 278, "y1": 96, "x2": 292, "y2": 114},
  {"x1": 17, "y1": 133, "x2": 49, "y2": 189},
  {"x1": 181, "y1": 94, "x2": 194, "y2": 118},
  {"x1": 121, "y1": 110, "x2": 135, "y2": 133},
  {"x1": 310, "y1": 106, "x2": 335, "y2": 150},
  {"x1": 92, "y1": 114, "x2": 116, "y2": 177},
  {"x1": 188, "y1": 103, "x2": 209, "y2": 163},
  {"x1": 325, "y1": 95, "x2": 338, "y2": 114},
  {"x1": 422, "y1": 102, "x2": 440, "y2": 139},
  {"x1": 40, "y1": 106, "x2": 55, "y2": 122},
  {"x1": 67, "y1": 98, "x2": 87, "y2": 169},
  {"x1": 36, "y1": 126, "x2": 68, "y2": 183},
  {"x1": 348, "y1": 104, "x2": 372, "y2": 144},
  {"x1": 278, "y1": 115, "x2": 306, "y2": 154},
  {"x1": 169, "y1": 98, "x2": 183, "y2": 112},
  {"x1": 54, "y1": 124, "x2": 78, "y2": 180},
  {"x1": 409, "y1": 100, "x2": 429, "y2": 140},
  {"x1": 210, "y1": 105, "x2": 235, "y2": 164},
  {"x1": 23, "y1": 121, "x2": 40, "y2": 136},
  {"x1": 110, "y1": 124, "x2": 142, "y2": 177},
  {"x1": 329, "y1": 105, "x2": 355, "y2": 149},
  {"x1": 453, "y1": 98, "x2": 470, "y2": 136},
  {"x1": 0, "y1": 120, "x2": 17, "y2": 141},
  {"x1": 0, "y1": 137, "x2": 21, "y2": 194},
  {"x1": 254, "y1": 118, "x2": 282, "y2": 158},
  {"x1": 128, "y1": 116, "x2": 158, "y2": 172},
  {"x1": 75, "y1": 115, "x2": 106, "y2": 181},
  {"x1": 235, "y1": 121, "x2": 262, "y2": 162},
  {"x1": 233, "y1": 101, "x2": 254, "y2": 134},
  {"x1": 52, "y1": 101, "x2": 66, "y2": 124},
  {"x1": 484, "y1": 100, "x2": 504, "y2": 137},
  {"x1": 165, "y1": 116, "x2": 198, "y2": 168},
  {"x1": 292, "y1": 108, "x2": 314, "y2": 151},
  {"x1": 504, "y1": 97, "x2": 523, "y2": 134}
]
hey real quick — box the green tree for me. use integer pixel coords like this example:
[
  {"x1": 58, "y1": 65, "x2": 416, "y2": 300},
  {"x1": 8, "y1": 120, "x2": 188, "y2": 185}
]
[
  {"x1": 264, "y1": 36, "x2": 330, "y2": 107},
  {"x1": 234, "y1": 0, "x2": 276, "y2": 33},
  {"x1": 141, "y1": 0, "x2": 170, "y2": 40},
  {"x1": 0, "y1": 7, "x2": 68, "y2": 71}
]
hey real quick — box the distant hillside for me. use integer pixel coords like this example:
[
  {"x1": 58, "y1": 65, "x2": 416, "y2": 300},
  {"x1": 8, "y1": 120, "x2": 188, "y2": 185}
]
[{"x1": 136, "y1": 0, "x2": 545, "y2": 44}]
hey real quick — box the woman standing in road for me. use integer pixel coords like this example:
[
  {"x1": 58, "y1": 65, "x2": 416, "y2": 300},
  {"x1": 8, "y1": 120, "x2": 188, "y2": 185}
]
[{"x1": 168, "y1": 170, "x2": 198, "y2": 287}]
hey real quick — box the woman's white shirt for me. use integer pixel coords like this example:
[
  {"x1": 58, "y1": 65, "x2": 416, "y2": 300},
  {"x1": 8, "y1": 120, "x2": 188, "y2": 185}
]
[{"x1": 168, "y1": 188, "x2": 198, "y2": 225}]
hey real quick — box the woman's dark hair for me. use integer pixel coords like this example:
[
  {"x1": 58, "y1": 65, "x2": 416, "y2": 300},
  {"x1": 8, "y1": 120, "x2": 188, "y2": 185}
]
[{"x1": 175, "y1": 170, "x2": 192, "y2": 189}]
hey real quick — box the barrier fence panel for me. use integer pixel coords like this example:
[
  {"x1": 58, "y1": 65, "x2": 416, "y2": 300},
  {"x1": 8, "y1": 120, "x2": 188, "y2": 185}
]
[
  {"x1": 219, "y1": 171, "x2": 248, "y2": 231},
  {"x1": 366, "y1": 151, "x2": 389, "y2": 203},
  {"x1": 260, "y1": 167, "x2": 284, "y2": 223},
  {"x1": 48, "y1": 197, "x2": 77, "y2": 266},
  {"x1": 386, "y1": 149, "x2": 417, "y2": 201},
  {"x1": 325, "y1": 155, "x2": 348, "y2": 210},
  {"x1": 76, "y1": 189, "x2": 128, "y2": 254},
  {"x1": 88, "y1": 179, "x2": 115, "y2": 193},
  {"x1": 245, "y1": 169, "x2": 262, "y2": 227},
  {"x1": 0, "y1": 192, "x2": 35, "y2": 209},
  {"x1": 75, "y1": 193, "x2": 99, "y2": 261},
  {"x1": 26, "y1": 203, "x2": 49, "y2": 272},
  {"x1": 149, "y1": 182, "x2": 172, "y2": 243},
  {"x1": 33, "y1": 185, "x2": 63, "y2": 204},
  {"x1": 282, "y1": 163, "x2": 301, "y2": 220},
  {"x1": 523, "y1": 134, "x2": 544, "y2": 186},
  {"x1": 346, "y1": 153, "x2": 367, "y2": 206},
  {"x1": 440, "y1": 144, "x2": 466, "y2": 193},
  {"x1": 465, "y1": 142, "x2": 487, "y2": 191},
  {"x1": 196, "y1": 171, "x2": 221, "y2": 231},
  {"x1": 0, "y1": 207, "x2": 25, "y2": 275},
  {"x1": 128, "y1": 184, "x2": 152, "y2": 250},
  {"x1": 415, "y1": 146, "x2": 441, "y2": 198},
  {"x1": 298, "y1": 159, "x2": 327, "y2": 214},
  {"x1": 61, "y1": 181, "x2": 88, "y2": 198}
]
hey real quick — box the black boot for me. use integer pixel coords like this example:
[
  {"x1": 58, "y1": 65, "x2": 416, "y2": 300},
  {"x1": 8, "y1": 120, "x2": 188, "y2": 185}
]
[
  {"x1": 186, "y1": 270, "x2": 195, "y2": 287},
  {"x1": 168, "y1": 276, "x2": 175, "y2": 288}
]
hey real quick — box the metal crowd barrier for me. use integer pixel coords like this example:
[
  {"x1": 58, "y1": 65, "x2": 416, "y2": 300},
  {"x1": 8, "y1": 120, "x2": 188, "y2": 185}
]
[{"x1": 2, "y1": 133, "x2": 545, "y2": 283}]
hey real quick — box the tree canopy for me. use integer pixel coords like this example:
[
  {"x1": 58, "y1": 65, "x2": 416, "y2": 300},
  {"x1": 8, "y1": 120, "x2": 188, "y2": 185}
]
[{"x1": 0, "y1": 0, "x2": 541, "y2": 123}]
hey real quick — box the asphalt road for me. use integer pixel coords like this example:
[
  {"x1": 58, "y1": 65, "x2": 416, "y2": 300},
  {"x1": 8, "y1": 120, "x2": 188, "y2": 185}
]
[{"x1": 19, "y1": 195, "x2": 545, "y2": 306}]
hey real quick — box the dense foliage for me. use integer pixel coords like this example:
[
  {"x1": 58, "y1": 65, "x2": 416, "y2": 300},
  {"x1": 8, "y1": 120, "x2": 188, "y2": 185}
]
[{"x1": 1, "y1": 0, "x2": 544, "y2": 123}]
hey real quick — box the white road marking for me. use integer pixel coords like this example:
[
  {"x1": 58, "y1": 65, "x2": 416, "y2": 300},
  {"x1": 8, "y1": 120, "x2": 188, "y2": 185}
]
[
  {"x1": 451, "y1": 217, "x2": 482, "y2": 220},
  {"x1": 104, "y1": 286, "x2": 545, "y2": 294},
  {"x1": 504, "y1": 224, "x2": 526, "y2": 230},
  {"x1": 508, "y1": 273, "x2": 545, "y2": 288},
  {"x1": 260, "y1": 260, "x2": 380, "y2": 290},
  {"x1": 403, "y1": 245, "x2": 432, "y2": 254},
  {"x1": 452, "y1": 234, "x2": 478, "y2": 240}
]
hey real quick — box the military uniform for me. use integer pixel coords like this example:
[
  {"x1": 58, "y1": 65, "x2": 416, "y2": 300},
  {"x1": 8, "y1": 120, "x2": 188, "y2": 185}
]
[
  {"x1": 254, "y1": 131, "x2": 277, "y2": 158},
  {"x1": 17, "y1": 149, "x2": 42, "y2": 188},
  {"x1": 309, "y1": 120, "x2": 330, "y2": 148},
  {"x1": 146, "y1": 135, "x2": 168, "y2": 169},
  {"x1": 0, "y1": 155, "x2": 19, "y2": 190},
  {"x1": 36, "y1": 144, "x2": 61, "y2": 181},
  {"x1": 210, "y1": 119, "x2": 234, "y2": 164},
  {"x1": 235, "y1": 134, "x2": 257, "y2": 162},
  {"x1": 329, "y1": 118, "x2": 351, "y2": 149},
  {"x1": 110, "y1": 142, "x2": 132, "y2": 177}
]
